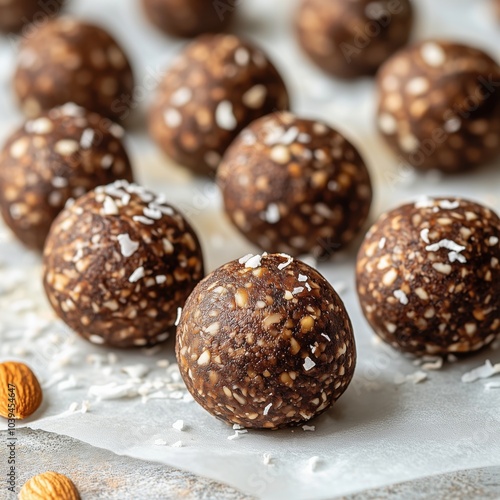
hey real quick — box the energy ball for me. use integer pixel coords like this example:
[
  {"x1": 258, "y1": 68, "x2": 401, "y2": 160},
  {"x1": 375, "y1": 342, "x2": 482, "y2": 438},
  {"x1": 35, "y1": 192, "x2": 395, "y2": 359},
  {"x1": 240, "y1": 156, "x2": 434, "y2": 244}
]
[
  {"x1": 148, "y1": 34, "x2": 290, "y2": 175},
  {"x1": 0, "y1": 104, "x2": 133, "y2": 250},
  {"x1": 176, "y1": 253, "x2": 356, "y2": 429},
  {"x1": 217, "y1": 112, "x2": 373, "y2": 257},
  {"x1": 356, "y1": 197, "x2": 500, "y2": 356},
  {"x1": 43, "y1": 181, "x2": 204, "y2": 348},
  {"x1": 141, "y1": 0, "x2": 236, "y2": 38},
  {"x1": 0, "y1": 0, "x2": 65, "y2": 33},
  {"x1": 295, "y1": 0, "x2": 413, "y2": 78},
  {"x1": 376, "y1": 40, "x2": 500, "y2": 172},
  {"x1": 13, "y1": 18, "x2": 135, "y2": 122}
]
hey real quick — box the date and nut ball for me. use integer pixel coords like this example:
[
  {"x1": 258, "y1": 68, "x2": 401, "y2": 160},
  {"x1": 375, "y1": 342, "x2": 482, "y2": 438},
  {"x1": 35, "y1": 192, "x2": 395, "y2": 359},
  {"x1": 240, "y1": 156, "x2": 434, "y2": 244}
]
[
  {"x1": 356, "y1": 197, "x2": 500, "y2": 356},
  {"x1": 176, "y1": 253, "x2": 356, "y2": 429},
  {"x1": 43, "y1": 180, "x2": 204, "y2": 348},
  {"x1": 13, "y1": 17, "x2": 135, "y2": 122},
  {"x1": 0, "y1": 0, "x2": 65, "y2": 33},
  {"x1": 376, "y1": 40, "x2": 500, "y2": 172},
  {"x1": 217, "y1": 112, "x2": 373, "y2": 257},
  {"x1": 295, "y1": 0, "x2": 413, "y2": 79},
  {"x1": 0, "y1": 104, "x2": 133, "y2": 250},
  {"x1": 141, "y1": 0, "x2": 236, "y2": 38},
  {"x1": 148, "y1": 34, "x2": 290, "y2": 176}
]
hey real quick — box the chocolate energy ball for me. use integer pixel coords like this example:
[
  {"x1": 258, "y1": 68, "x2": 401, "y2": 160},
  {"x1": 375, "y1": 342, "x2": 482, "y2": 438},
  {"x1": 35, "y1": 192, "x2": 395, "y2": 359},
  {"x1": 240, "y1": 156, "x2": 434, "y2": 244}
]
[
  {"x1": 43, "y1": 181, "x2": 204, "y2": 348},
  {"x1": 0, "y1": 104, "x2": 133, "y2": 250},
  {"x1": 148, "y1": 34, "x2": 290, "y2": 175},
  {"x1": 176, "y1": 253, "x2": 356, "y2": 429},
  {"x1": 295, "y1": 0, "x2": 413, "y2": 78},
  {"x1": 141, "y1": 0, "x2": 236, "y2": 38},
  {"x1": 13, "y1": 17, "x2": 135, "y2": 122},
  {"x1": 356, "y1": 197, "x2": 500, "y2": 356},
  {"x1": 0, "y1": 0, "x2": 64, "y2": 33},
  {"x1": 217, "y1": 112, "x2": 373, "y2": 257},
  {"x1": 376, "y1": 40, "x2": 500, "y2": 172}
]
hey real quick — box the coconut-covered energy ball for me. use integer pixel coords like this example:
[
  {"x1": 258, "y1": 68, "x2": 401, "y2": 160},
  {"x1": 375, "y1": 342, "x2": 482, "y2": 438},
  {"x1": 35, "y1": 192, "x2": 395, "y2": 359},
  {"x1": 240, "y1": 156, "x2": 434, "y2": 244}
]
[
  {"x1": 0, "y1": 104, "x2": 133, "y2": 250},
  {"x1": 0, "y1": 0, "x2": 65, "y2": 33},
  {"x1": 217, "y1": 112, "x2": 373, "y2": 257},
  {"x1": 376, "y1": 40, "x2": 500, "y2": 172},
  {"x1": 356, "y1": 197, "x2": 500, "y2": 356},
  {"x1": 295, "y1": 0, "x2": 413, "y2": 78},
  {"x1": 43, "y1": 181, "x2": 204, "y2": 348},
  {"x1": 13, "y1": 18, "x2": 135, "y2": 122},
  {"x1": 176, "y1": 253, "x2": 356, "y2": 429},
  {"x1": 148, "y1": 34, "x2": 290, "y2": 175},
  {"x1": 141, "y1": 0, "x2": 236, "y2": 38}
]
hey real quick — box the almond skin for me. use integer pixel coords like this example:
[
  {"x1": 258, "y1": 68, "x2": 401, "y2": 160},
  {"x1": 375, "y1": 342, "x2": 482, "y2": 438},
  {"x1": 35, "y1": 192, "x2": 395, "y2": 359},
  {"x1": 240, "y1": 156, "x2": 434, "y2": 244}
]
[
  {"x1": 19, "y1": 471, "x2": 80, "y2": 500},
  {"x1": 0, "y1": 361, "x2": 42, "y2": 419}
]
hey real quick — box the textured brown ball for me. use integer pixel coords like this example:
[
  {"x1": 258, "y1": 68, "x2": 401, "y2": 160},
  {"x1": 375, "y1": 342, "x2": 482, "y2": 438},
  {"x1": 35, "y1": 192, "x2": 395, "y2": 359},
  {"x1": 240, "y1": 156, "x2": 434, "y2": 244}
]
[
  {"x1": 295, "y1": 0, "x2": 413, "y2": 78},
  {"x1": 43, "y1": 181, "x2": 204, "y2": 348},
  {"x1": 356, "y1": 197, "x2": 500, "y2": 356},
  {"x1": 13, "y1": 17, "x2": 135, "y2": 122},
  {"x1": 141, "y1": 0, "x2": 236, "y2": 38},
  {"x1": 217, "y1": 112, "x2": 373, "y2": 257},
  {"x1": 0, "y1": 0, "x2": 64, "y2": 33},
  {"x1": 176, "y1": 253, "x2": 356, "y2": 429},
  {"x1": 376, "y1": 40, "x2": 500, "y2": 172},
  {"x1": 0, "y1": 104, "x2": 133, "y2": 250},
  {"x1": 148, "y1": 34, "x2": 290, "y2": 176}
]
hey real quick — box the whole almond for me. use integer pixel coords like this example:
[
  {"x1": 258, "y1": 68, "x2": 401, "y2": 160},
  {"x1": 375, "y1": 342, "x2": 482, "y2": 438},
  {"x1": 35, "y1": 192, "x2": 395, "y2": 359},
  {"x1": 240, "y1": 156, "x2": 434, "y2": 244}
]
[
  {"x1": 0, "y1": 361, "x2": 42, "y2": 419},
  {"x1": 19, "y1": 471, "x2": 80, "y2": 500}
]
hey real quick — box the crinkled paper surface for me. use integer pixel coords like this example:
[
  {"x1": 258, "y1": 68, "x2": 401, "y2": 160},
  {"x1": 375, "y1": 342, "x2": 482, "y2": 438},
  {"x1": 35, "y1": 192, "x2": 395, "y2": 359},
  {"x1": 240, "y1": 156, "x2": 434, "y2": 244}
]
[{"x1": 1, "y1": 1, "x2": 500, "y2": 498}]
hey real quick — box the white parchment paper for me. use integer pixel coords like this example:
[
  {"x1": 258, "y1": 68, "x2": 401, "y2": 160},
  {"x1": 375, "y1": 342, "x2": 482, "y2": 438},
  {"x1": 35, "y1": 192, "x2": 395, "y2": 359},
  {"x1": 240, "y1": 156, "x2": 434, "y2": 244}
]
[{"x1": 1, "y1": 0, "x2": 500, "y2": 498}]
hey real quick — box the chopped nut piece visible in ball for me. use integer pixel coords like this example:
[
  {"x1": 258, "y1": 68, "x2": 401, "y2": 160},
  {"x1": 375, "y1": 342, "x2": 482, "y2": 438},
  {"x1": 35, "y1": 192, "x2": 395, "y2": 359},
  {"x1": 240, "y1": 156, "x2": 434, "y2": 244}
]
[
  {"x1": 148, "y1": 34, "x2": 290, "y2": 175},
  {"x1": 356, "y1": 197, "x2": 500, "y2": 355},
  {"x1": 43, "y1": 181, "x2": 205, "y2": 348},
  {"x1": 19, "y1": 471, "x2": 80, "y2": 500},
  {"x1": 376, "y1": 40, "x2": 500, "y2": 172},
  {"x1": 176, "y1": 253, "x2": 356, "y2": 429},
  {"x1": 141, "y1": 0, "x2": 237, "y2": 38},
  {"x1": 0, "y1": 0, "x2": 65, "y2": 33},
  {"x1": 0, "y1": 104, "x2": 133, "y2": 250},
  {"x1": 13, "y1": 17, "x2": 135, "y2": 122},
  {"x1": 295, "y1": 0, "x2": 413, "y2": 78},
  {"x1": 217, "y1": 112, "x2": 373, "y2": 257}
]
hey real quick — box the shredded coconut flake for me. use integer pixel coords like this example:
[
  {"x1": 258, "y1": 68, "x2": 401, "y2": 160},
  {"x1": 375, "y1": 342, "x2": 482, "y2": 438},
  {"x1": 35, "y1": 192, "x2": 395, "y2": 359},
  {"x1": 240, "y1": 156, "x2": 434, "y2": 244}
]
[
  {"x1": 438, "y1": 200, "x2": 460, "y2": 209},
  {"x1": 263, "y1": 203, "x2": 280, "y2": 223},
  {"x1": 393, "y1": 289, "x2": 409, "y2": 305},
  {"x1": 172, "y1": 419, "x2": 184, "y2": 431},
  {"x1": 129, "y1": 266, "x2": 145, "y2": 283},
  {"x1": 302, "y1": 425, "x2": 315, "y2": 432},
  {"x1": 117, "y1": 233, "x2": 139, "y2": 257},
  {"x1": 80, "y1": 128, "x2": 95, "y2": 149},
  {"x1": 420, "y1": 228, "x2": 430, "y2": 244},
  {"x1": 228, "y1": 430, "x2": 248, "y2": 440},
  {"x1": 321, "y1": 333, "x2": 331, "y2": 341},
  {"x1": 303, "y1": 357, "x2": 316, "y2": 371},
  {"x1": 245, "y1": 254, "x2": 262, "y2": 268},
  {"x1": 238, "y1": 254, "x2": 253, "y2": 264},
  {"x1": 133, "y1": 215, "x2": 154, "y2": 225},
  {"x1": 462, "y1": 360, "x2": 500, "y2": 383},
  {"x1": 277, "y1": 254, "x2": 293, "y2": 270},
  {"x1": 306, "y1": 456, "x2": 320, "y2": 473},
  {"x1": 263, "y1": 403, "x2": 272, "y2": 416},
  {"x1": 175, "y1": 307, "x2": 182, "y2": 326}
]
